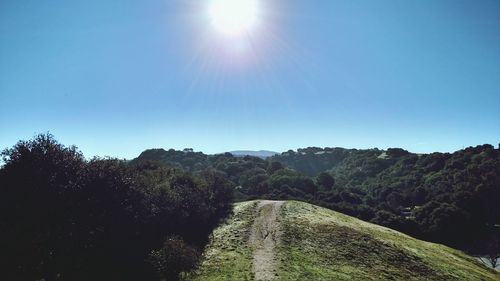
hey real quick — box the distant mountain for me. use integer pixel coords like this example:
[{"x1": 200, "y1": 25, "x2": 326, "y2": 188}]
[{"x1": 229, "y1": 150, "x2": 279, "y2": 159}]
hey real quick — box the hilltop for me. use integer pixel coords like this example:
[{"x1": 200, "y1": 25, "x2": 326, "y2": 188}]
[
  {"x1": 188, "y1": 200, "x2": 498, "y2": 281},
  {"x1": 131, "y1": 145, "x2": 500, "y2": 255}
]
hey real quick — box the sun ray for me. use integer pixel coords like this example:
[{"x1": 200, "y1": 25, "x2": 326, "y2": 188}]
[{"x1": 209, "y1": 0, "x2": 259, "y2": 36}]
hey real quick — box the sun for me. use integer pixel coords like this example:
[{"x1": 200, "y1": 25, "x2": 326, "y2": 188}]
[{"x1": 209, "y1": 0, "x2": 259, "y2": 36}]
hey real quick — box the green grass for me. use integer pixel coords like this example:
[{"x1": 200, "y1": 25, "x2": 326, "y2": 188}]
[
  {"x1": 277, "y1": 201, "x2": 498, "y2": 281},
  {"x1": 186, "y1": 200, "x2": 258, "y2": 281},
  {"x1": 188, "y1": 200, "x2": 499, "y2": 281}
]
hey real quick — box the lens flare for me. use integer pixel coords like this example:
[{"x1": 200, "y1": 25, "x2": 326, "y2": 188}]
[{"x1": 209, "y1": 0, "x2": 259, "y2": 36}]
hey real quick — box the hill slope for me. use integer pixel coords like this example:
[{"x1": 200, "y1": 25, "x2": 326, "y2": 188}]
[{"x1": 188, "y1": 200, "x2": 498, "y2": 281}]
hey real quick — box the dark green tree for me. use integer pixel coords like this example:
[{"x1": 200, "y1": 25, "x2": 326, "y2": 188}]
[{"x1": 316, "y1": 172, "x2": 335, "y2": 190}]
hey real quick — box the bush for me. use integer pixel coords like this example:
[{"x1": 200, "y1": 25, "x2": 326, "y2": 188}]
[
  {"x1": 148, "y1": 236, "x2": 200, "y2": 281},
  {"x1": 0, "y1": 134, "x2": 232, "y2": 281}
]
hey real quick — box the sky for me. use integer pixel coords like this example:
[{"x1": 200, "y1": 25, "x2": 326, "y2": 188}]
[{"x1": 1, "y1": 0, "x2": 499, "y2": 159}]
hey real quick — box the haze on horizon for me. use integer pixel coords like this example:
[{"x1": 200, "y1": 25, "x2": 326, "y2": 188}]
[{"x1": 1, "y1": 0, "x2": 499, "y2": 159}]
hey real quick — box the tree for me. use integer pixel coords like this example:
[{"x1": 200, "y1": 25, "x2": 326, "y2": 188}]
[
  {"x1": 0, "y1": 134, "x2": 234, "y2": 281},
  {"x1": 416, "y1": 202, "x2": 474, "y2": 246},
  {"x1": 413, "y1": 187, "x2": 428, "y2": 205},
  {"x1": 340, "y1": 190, "x2": 362, "y2": 204},
  {"x1": 316, "y1": 172, "x2": 335, "y2": 190},
  {"x1": 148, "y1": 236, "x2": 199, "y2": 281},
  {"x1": 0, "y1": 133, "x2": 85, "y2": 281},
  {"x1": 267, "y1": 161, "x2": 284, "y2": 174}
]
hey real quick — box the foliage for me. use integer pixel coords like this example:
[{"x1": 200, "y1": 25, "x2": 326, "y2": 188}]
[
  {"x1": 134, "y1": 144, "x2": 500, "y2": 254},
  {"x1": 316, "y1": 171, "x2": 335, "y2": 190},
  {"x1": 0, "y1": 134, "x2": 233, "y2": 281},
  {"x1": 148, "y1": 236, "x2": 200, "y2": 281},
  {"x1": 186, "y1": 201, "x2": 257, "y2": 281},
  {"x1": 5, "y1": 134, "x2": 496, "y2": 280}
]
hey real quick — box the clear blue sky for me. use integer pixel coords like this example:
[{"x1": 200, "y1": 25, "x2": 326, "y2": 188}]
[{"x1": 1, "y1": 0, "x2": 499, "y2": 159}]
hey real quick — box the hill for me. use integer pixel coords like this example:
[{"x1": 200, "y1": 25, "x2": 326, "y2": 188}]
[
  {"x1": 230, "y1": 150, "x2": 279, "y2": 159},
  {"x1": 188, "y1": 200, "x2": 498, "y2": 281},
  {"x1": 131, "y1": 145, "x2": 500, "y2": 254}
]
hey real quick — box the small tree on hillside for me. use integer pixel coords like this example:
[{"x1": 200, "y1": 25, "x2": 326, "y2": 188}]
[
  {"x1": 267, "y1": 161, "x2": 284, "y2": 174},
  {"x1": 148, "y1": 236, "x2": 199, "y2": 281},
  {"x1": 316, "y1": 172, "x2": 335, "y2": 190}
]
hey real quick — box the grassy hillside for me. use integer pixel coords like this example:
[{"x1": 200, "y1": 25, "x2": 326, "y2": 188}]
[
  {"x1": 188, "y1": 200, "x2": 499, "y2": 281},
  {"x1": 187, "y1": 201, "x2": 258, "y2": 281}
]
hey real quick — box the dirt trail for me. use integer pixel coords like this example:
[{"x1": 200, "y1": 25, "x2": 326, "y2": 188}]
[{"x1": 249, "y1": 200, "x2": 285, "y2": 281}]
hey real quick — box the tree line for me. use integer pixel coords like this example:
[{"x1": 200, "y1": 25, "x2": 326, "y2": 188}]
[
  {"x1": 2, "y1": 135, "x2": 499, "y2": 280},
  {"x1": 135, "y1": 144, "x2": 500, "y2": 256},
  {"x1": 0, "y1": 134, "x2": 233, "y2": 281}
]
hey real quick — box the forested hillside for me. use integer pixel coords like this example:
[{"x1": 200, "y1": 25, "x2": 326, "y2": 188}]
[
  {"x1": 134, "y1": 144, "x2": 500, "y2": 256},
  {"x1": 2, "y1": 135, "x2": 498, "y2": 280}
]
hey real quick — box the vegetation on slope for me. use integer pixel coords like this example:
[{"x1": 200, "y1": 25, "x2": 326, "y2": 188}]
[
  {"x1": 187, "y1": 201, "x2": 258, "y2": 281},
  {"x1": 3, "y1": 134, "x2": 497, "y2": 280},
  {"x1": 278, "y1": 201, "x2": 498, "y2": 281},
  {"x1": 134, "y1": 145, "x2": 500, "y2": 255},
  {"x1": 0, "y1": 134, "x2": 233, "y2": 281},
  {"x1": 191, "y1": 200, "x2": 499, "y2": 281},
  {"x1": 271, "y1": 146, "x2": 500, "y2": 252}
]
